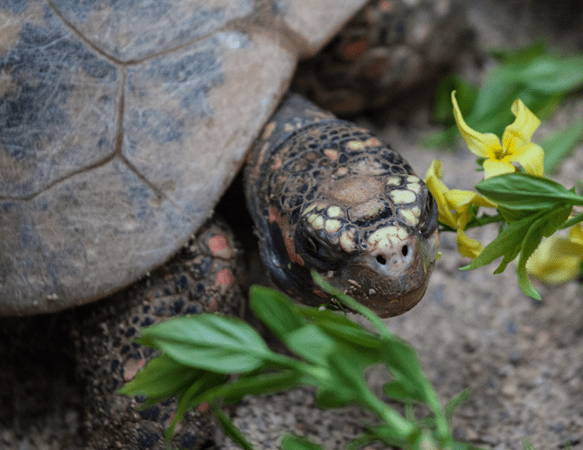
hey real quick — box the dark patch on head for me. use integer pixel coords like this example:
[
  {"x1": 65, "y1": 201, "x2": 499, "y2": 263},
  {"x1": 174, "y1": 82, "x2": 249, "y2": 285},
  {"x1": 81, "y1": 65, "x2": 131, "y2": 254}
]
[
  {"x1": 281, "y1": 194, "x2": 303, "y2": 210},
  {"x1": 289, "y1": 207, "x2": 301, "y2": 225}
]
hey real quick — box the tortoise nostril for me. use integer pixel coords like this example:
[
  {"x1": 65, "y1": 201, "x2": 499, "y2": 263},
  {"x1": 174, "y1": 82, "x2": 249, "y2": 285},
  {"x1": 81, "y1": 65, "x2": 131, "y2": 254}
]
[
  {"x1": 402, "y1": 245, "x2": 409, "y2": 257},
  {"x1": 376, "y1": 255, "x2": 387, "y2": 265}
]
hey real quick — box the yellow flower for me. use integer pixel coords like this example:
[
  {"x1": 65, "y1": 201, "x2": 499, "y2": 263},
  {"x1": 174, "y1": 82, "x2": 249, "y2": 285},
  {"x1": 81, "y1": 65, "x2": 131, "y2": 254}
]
[
  {"x1": 451, "y1": 91, "x2": 545, "y2": 179},
  {"x1": 424, "y1": 160, "x2": 497, "y2": 259},
  {"x1": 526, "y1": 223, "x2": 583, "y2": 284}
]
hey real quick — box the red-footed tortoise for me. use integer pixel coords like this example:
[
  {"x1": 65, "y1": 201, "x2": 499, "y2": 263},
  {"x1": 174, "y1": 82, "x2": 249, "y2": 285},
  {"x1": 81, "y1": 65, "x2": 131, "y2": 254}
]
[
  {"x1": 0, "y1": 0, "x2": 469, "y2": 448},
  {"x1": 0, "y1": 0, "x2": 469, "y2": 315}
]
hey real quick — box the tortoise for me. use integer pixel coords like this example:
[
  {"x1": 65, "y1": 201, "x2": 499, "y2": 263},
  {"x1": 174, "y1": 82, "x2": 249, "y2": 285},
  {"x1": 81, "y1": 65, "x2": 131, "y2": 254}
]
[
  {"x1": 0, "y1": 0, "x2": 467, "y2": 448},
  {"x1": 0, "y1": 0, "x2": 469, "y2": 316}
]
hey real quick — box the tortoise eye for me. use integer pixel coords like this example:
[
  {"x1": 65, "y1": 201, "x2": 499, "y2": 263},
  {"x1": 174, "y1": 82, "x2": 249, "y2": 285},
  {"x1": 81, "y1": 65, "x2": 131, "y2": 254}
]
[
  {"x1": 306, "y1": 237, "x2": 319, "y2": 254},
  {"x1": 295, "y1": 224, "x2": 348, "y2": 271},
  {"x1": 420, "y1": 191, "x2": 438, "y2": 238}
]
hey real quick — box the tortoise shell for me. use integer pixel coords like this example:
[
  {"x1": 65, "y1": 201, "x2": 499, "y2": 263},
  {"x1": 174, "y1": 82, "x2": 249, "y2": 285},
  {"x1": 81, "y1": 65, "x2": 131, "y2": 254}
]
[{"x1": 0, "y1": 0, "x2": 368, "y2": 314}]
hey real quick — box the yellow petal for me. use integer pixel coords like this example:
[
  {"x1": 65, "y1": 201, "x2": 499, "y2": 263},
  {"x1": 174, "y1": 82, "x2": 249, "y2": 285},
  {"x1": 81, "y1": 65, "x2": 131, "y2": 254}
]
[
  {"x1": 456, "y1": 228, "x2": 483, "y2": 259},
  {"x1": 483, "y1": 158, "x2": 516, "y2": 179},
  {"x1": 526, "y1": 236, "x2": 583, "y2": 284},
  {"x1": 446, "y1": 189, "x2": 497, "y2": 210},
  {"x1": 424, "y1": 158, "x2": 444, "y2": 180},
  {"x1": 512, "y1": 142, "x2": 545, "y2": 176},
  {"x1": 570, "y1": 223, "x2": 583, "y2": 245},
  {"x1": 452, "y1": 91, "x2": 502, "y2": 158},
  {"x1": 424, "y1": 160, "x2": 457, "y2": 228},
  {"x1": 502, "y1": 98, "x2": 541, "y2": 152}
]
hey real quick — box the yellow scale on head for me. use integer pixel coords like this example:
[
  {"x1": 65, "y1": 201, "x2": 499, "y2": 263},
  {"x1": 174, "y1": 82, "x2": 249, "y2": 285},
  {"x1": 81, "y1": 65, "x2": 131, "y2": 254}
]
[
  {"x1": 386, "y1": 176, "x2": 402, "y2": 186},
  {"x1": 385, "y1": 175, "x2": 421, "y2": 226},
  {"x1": 327, "y1": 206, "x2": 343, "y2": 217},
  {"x1": 399, "y1": 209, "x2": 419, "y2": 227},
  {"x1": 347, "y1": 140, "x2": 365, "y2": 150},
  {"x1": 340, "y1": 229, "x2": 356, "y2": 252},
  {"x1": 324, "y1": 205, "x2": 344, "y2": 234},
  {"x1": 325, "y1": 219, "x2": 342, "y2": 234},
  {"x1": 368, "y1": 226, "x2": 408, "y2": 251}
]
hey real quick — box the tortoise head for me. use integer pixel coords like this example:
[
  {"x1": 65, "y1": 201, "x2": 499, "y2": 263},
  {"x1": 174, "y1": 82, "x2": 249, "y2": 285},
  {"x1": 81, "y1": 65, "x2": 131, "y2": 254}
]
[{"x1": 291, "y1": 171, "x2": 440, "y2": 318}]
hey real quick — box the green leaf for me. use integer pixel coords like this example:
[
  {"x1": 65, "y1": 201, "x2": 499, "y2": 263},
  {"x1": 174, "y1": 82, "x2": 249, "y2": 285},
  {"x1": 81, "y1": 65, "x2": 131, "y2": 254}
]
[
  {"x1": 280, "y1": 433, "x2": 324, "y2": 450},
  {"x1": 475, "y1": 173, "x2": 583, "y2": 210},
  {"x1": 169, "y1": 370, "x2": 229, "y2": 438},
  {"x1": 136, "y1": 314, "x2": 274, "y2": 373},
  {"x1": 497, "y1": 205, "x2": 532, "y2": 224},
  {"x1": 561, "y1": 212, "x2": 583, "y2": 229},
  {"x1": 284, "y1": 324, "x2": 337, "y2": 366},
  {"x1": 445, "y1": 389, "x2": 471, "y2": 424},
  {"x1": 315, "y1": 349, "x2": 368, "y2": 409},
  {"x1": 433, "y1": 74, "x2": 478, "y2": 124},
  {"x1": 179, "y1": 369, "x2": 306, "y2": 408},
  {"x1": 300, "y1": 308, "x2": 382, "y2": 350},
  {"x1": 380, "y1": 339, "x2": 425, "y2": 393},
  {"x1": 363, "y1": 424, "x2": 417, "y2": 447},
  {"x1": 520, "y1": 55, "x2": 583, "y2": 93},
  {"x1": 488, "y1": 40, "x2": 546, "y2": 63},
  {"x1": 383, "y1": 379, "x2": 424, "y2": 403},
  {"x1": 249, "y1": 285, "x2": 305, "y2": 340},
  {"x1": 462, "y1": 211, "x2": 543, "y2": 271},
  {"x1": 219, "y1": 370, "x2": 305, "y2": 405},
  {"x1": 515, "y1": 205, "x2": 572, "y2": 299},
  {"x1": 117, "y1": 353, "x2": 203, "y2": 409},
  {"x1": 541, "y1": 118, "x2": 583, "y2": 174},
  {"x1": 211, "y1": 403, "x2": 256, "y2": 450}
]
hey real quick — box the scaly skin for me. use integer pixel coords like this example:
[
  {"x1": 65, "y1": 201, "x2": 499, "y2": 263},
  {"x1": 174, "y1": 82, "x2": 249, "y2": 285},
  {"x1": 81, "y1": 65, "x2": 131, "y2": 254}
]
[{"x1": 246, "y1": 94, "x2": 439, "y2": 318}]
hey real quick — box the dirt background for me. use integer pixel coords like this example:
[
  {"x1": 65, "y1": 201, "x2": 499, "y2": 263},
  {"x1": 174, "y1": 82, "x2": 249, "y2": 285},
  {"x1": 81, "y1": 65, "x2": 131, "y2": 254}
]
[{"x1": 1, "y1": 0, "x2": 583, "y2": 449}]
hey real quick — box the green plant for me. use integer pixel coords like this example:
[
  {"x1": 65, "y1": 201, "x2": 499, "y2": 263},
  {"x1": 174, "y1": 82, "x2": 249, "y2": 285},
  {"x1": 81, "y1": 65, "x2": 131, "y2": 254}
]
[
  {"x1": 120, "y1": 271, "x2": 482, "y2": 450},
  {"x1": 425, "y1": 91, "x2": 583, "y2": 299}
]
